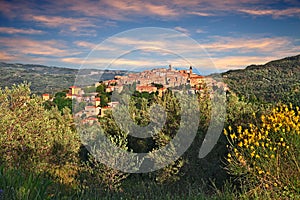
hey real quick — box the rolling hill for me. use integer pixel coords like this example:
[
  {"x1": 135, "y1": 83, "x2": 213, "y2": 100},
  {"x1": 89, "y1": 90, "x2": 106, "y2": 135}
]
[
  {"x1": 0, "y1": 62, "x2": 127, "y2": 94},
  {"x1": 221, "y1": 54, "x2": 300, "y2": 106}
]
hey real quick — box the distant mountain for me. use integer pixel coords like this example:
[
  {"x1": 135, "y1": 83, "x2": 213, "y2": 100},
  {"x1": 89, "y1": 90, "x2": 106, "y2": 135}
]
[
  {"x1": 221, "y1": 55, "x2": 300, "y2": 105},
  {"x1": 0, "y1": 62, "x2": 127, "y2": 94}
]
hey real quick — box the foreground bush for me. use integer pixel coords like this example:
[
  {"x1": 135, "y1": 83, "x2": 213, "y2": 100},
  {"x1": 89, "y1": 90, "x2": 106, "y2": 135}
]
[
  {"x1": 0, "y1": 83, "x2": 81, "y2": 186},
  {"x1": 225, "y1": 104, "x2": 300, "y2": 198}
]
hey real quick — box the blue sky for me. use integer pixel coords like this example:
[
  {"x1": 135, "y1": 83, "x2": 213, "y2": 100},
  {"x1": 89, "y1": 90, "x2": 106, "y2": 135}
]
[{"x1": 0, "y1": 0, "x2": 299, "y2": 74}]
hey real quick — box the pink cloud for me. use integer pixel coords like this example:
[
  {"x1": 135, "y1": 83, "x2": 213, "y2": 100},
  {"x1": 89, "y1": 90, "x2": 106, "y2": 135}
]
[
  {"x1": 0, "y1": 38, "x2": 79, "y2": 57},
  {"x1": 174, "y1": 26, "x2": 190, "y2": 35},
  {"x1": 1, "y1": 0, "x2": 300, "y2": 24},
  {"x1": 0, "y1": 51, "x2": 17, "y2": 61},
  {"x1": 0, "y1": 27, "x2": 44, "y2": 34},
  {"x1": 239, "y1": 8, "x2": 300, "y2": 18},
  {"x1": 74, "y1": 41, "x2": 96, "y2": 49},
  {"x1": 200, "y1": 36, "x2": 293, "y2": 53}
]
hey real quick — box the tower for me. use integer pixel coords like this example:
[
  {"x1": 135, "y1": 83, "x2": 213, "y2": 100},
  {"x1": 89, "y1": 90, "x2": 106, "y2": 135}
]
[
  {"x1": 169, "y1": 64, "x2": 172, "y2": 71},
  {"x1": 188, "y1": 66, "x2": 192, "y2": 79}
]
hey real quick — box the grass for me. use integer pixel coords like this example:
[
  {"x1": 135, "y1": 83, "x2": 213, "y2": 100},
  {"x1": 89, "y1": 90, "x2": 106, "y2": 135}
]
[{"x1": 0, "y1": 166, "x2": 238, "y2": 200}]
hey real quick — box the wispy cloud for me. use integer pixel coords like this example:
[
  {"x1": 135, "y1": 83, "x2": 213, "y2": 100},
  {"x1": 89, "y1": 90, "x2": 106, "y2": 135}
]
[
  {"x1": 0, "y1": 27, "x2": 44, "y2": 34},
  {"x1": 211, "y1": 56, "x2": 278, "y2": 70},
  {"x1": 187, "y1": 11, "x2": 214, "y2": 17},
  {"x1": 239, "y1": 8, "x2": 300, "y2": 18},
  {"x1": 1, "y1": 0, "x2": 300, "y2": 24},
  {"x1": 0, "y1": 51, "x2": 18, "y2": 60},
  {"x1": 196, "y1": 28, "x2": 205, "y2": 33},
  {"x1": 65, "y1": 33, "x2": 300, "y2": 71},
  {"x1": 201, "y1": 36, "x2": 293, "y2": 53},
  {"x1": 24, "y1": 14, "x2": 97, "y2": 36},
  {"x1": 0, "y1": 38, "x2": 80, "y2": 57},
  {"x1": 174, "y1": 26, "x2": 190, "y2": 35},
  {"x1": 74, "y1": 41, "x2": 97, "y2": 49}
]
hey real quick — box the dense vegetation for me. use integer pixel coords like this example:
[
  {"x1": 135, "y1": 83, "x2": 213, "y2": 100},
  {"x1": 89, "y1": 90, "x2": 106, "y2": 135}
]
[
  {"x1": 221, "y1": 54, "x2": 300, "y2": 106},
  {"x1": 0, "y1": 55, "x2": 299, "y2": 199}
]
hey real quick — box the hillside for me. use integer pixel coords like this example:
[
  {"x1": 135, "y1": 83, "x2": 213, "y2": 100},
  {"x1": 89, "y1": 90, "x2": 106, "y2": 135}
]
[
  {"x1": 221, "y1": 55, "x2": 300, "y2": 105},
  {"x1": 0, "y1": 62, "x2": 127, "y2": 94}
]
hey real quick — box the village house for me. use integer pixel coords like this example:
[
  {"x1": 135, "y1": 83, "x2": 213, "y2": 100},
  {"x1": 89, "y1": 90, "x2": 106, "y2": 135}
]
[
  {"x1": 136, "y1": 85, "x2": 157, "y2": 93},
  {"x1": 42, "y1": 93, "x2": 50, "y2": 101},
  {"x1": 84, "y1": 105, "x2": 100, "y2": 118}
]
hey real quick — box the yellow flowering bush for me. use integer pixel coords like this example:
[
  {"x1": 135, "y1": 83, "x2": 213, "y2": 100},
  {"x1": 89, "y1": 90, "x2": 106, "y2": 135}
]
[{"x1": 224, "y1": 104, "x2": 300, "y2": 198}]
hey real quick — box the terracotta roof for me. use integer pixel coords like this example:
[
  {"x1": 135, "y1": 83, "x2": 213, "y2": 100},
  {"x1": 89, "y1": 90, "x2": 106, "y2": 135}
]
[
  {"x1": 42, "y1": 93, "x2": 50, "y2": 96},
  {"x1": 190, "y1": 75, "x2": 204, "y2": 79},
  {"x1": 87, "y1": 117, "x2": 98, "y2": 121}
]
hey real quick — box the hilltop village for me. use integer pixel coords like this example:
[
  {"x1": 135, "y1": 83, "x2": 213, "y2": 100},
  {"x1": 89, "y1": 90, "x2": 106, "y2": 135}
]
[{"x1": 42, "y1": 65, "x2": 228, "y2": 124}]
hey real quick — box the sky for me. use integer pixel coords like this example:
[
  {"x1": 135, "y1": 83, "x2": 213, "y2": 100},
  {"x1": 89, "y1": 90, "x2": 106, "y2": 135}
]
[{"x1": 0, "y1": 0, "x2": 300, "y2": 74}]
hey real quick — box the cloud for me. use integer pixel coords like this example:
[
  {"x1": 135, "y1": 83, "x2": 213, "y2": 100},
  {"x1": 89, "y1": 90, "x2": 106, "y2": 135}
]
[
  {"x1": 0, "y1": 51, "x2": 17, "y2": 60},
  {"x1": 239, "y1": 8, "x2": 300, "y2": 18},
  {"x1": 0, "y1": 38, "x2": 80, "y2": 57},
  {"x1": 187, "y1": 11, "x2": 214, "y2": 17},
  {"x1": 61, "y1": 56, "x2": 166, "y2": 68},
  {"x1": 196, "y1": 28, "x2": 205, "y2": 33},
  {"x1": 174, "y1": 26, "x2": 190, "y2": 35},
  {"x1": 211, "y1": 56, "x2": 278, "y2": 70},
  {"x1": 65, "y1": 33, "x2": 300, "y2": 72},
  {"x1": 0, "y1": 27, "x2": 44, "y2": 34},
  {"x1": 200, "y1": 36, "x2": 294, "y2": 53},
  {"x1": 24, "y1": 14, "x2": 97, "y2": 36},
  {"x1": 74, "y1": 41, "x2": 96, "y2": 49},
  {"x1": 1, "y1": 0, "x2": 300, "y2": 25}
]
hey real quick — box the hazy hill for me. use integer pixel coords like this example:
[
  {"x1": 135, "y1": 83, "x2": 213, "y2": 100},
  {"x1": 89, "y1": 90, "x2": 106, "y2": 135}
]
[
  {"x1": 0, "y1": 62, "x2": 127, "y2": 94},
  {"x1": 221, "y1": 54, "x2": 300, "y2": 105}
]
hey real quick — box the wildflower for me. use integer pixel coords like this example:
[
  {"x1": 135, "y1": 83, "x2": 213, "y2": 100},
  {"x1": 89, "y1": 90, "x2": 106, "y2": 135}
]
[
  {"x1": 274, "y1": 183, "x2": 278, "y2": 187},
  {"x1": 238, "y1": 141, "x2": 243, "y2": 147},
  {"x1": 258, "y1": 170, "x2": 263, "y2": 174},
  {"x1": 280, "y1": 137, "x2": 284, "y2": 142},
  {"x1": 271, "y1": 154, "x2": 275, "y2": 159},
  {"x1": 224, "y1": 129, "x2": 228, "y2": 136},
  {"x1": 237, "y1": 126, "x2": 242, "y2": 134},
  {"x1": 230, "y1": 133, "x2": 236, "y2": 140}
]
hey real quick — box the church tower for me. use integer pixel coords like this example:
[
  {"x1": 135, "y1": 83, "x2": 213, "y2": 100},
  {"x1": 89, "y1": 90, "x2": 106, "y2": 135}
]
[
  {"x1": 188, "y1": 66, "x2": 192, "y2": 79},
  {"x1": 169, "y1": 64, "x2": 172, "y2": 71}
]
